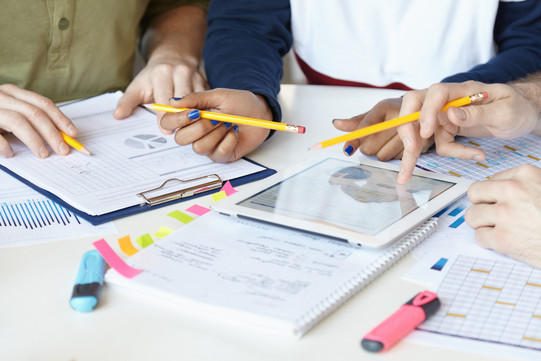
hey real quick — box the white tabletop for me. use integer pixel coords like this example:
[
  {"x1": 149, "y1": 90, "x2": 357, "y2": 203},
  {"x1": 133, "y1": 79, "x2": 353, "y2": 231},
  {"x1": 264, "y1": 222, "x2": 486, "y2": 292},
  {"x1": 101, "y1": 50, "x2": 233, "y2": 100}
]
[{"x1": 0, "y1": 85, "x2": 506, "y2": 361}]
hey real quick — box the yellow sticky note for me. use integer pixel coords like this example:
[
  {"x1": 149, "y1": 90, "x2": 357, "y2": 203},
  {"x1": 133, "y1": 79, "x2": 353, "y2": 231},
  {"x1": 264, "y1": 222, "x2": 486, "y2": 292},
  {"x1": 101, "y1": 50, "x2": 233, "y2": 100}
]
[
  {"x1": 153, "y1": 226, "x2": 174, "y2": 239},
  {"x1": 211, "y1": 190, "x2": 227, "y2": 202},
  {"x1": 135, "y1": 233, "x2": 154, "y2": 248},
  {"x1": 118, "y1": 235, "x2": 139, "y2": 256},
  {"x1": 167, "y1": 210, "x2": 195, "y2": 224}
]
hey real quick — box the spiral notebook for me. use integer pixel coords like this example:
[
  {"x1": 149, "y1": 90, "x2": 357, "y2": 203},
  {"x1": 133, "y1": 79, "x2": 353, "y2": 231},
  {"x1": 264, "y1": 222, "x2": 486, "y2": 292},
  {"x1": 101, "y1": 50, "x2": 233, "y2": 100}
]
[{"x1": 105, "y1": 211, "x2": 437, "y2": 338}]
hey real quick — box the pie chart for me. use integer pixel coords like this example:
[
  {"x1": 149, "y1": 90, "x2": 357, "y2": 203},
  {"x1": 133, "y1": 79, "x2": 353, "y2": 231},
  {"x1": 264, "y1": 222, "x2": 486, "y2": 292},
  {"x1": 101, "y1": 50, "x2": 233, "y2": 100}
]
[{"x1": 125, "y1": 134, "x2": 167, "y2": 149}]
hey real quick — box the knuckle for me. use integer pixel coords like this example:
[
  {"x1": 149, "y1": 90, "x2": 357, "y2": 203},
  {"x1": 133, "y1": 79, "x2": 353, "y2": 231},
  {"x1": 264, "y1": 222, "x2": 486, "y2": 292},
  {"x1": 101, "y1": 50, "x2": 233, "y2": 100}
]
[{"x1": 152, "y1": 63, "x2": 175, "y2": 75}]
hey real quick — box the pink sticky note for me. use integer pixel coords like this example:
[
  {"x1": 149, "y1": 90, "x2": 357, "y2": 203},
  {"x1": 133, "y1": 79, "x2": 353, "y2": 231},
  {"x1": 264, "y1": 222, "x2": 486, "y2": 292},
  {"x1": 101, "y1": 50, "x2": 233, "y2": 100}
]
[
  {"x1": 93, "y1": 239, "x2": 143, "y2": 279},
  {"x1": 186, "y1": 204, "x2": 211, "y2": 216},
  {"x1": 220, "y1": 181, "x2": 238, "y2": 197}
]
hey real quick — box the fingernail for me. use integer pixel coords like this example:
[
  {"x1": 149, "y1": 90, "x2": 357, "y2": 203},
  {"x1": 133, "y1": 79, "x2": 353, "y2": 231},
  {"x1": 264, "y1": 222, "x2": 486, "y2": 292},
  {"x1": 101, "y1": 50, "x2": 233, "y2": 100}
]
[
  {"x1": 188, "y1": 110, "x2": 200, "y2": 120},
  {"x1": 472, "y1": 154, "x2": 484, "y2": 161},
  {"x1": 169, "y1": 97, "x2": 182, "y2": 101},
  {"x1": 344, "y1": 145, "x2": 354, "y2": 156},
  {"x1": 224, "y1": 122, "x2": 232, "y2": 128},
  {"x1": 233, "y1": 125, "x2": 239, "y2": 132},
  {"x1": 39, "y1": 146, "x2": 49, "y2": 158},
  {"x1": 59, "y1": 143, "x2": 70, "y2": 154},
  {"x1": 4, "y1": 150, "x2": 14, "y2": 158},
  {"x1": 455, "y1": 108, "x2": 467, "y2": 121},
  {"x1": 210, "y1": 119, "x2": 220, "y2": 125},
  {"x1": 67, "y1": 125, "x2": 77, "y2": 136}
]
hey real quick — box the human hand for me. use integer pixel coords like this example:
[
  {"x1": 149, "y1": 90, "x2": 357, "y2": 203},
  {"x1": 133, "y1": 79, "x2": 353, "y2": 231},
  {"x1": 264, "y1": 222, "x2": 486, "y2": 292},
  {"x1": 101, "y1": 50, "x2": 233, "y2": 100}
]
[
  {"x1": 0, "y1": 84, "x2": 77, "y2": 158},
  {"x1": 333, "y1": 97, "x2": 432, "y2": 161},
  {"x1": 396, "y1": 81, "x2": 540, "y2": 183},
  {"x1": 113, "y1": 57, "x2": 209, "y2": 131},
  {"x1": 465, "y1": 165, "x2": 541, "y2": 269},
  {"x1": 160, "y1": 88, "x2": 272, "y2": 163}
]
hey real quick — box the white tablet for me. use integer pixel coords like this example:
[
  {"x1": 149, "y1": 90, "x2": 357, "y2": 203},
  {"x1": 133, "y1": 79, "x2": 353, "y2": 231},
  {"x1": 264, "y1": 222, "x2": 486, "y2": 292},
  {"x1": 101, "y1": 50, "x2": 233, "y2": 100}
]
[{"x1": 212, "y1": 157, "x2": 471, "y2": 248}]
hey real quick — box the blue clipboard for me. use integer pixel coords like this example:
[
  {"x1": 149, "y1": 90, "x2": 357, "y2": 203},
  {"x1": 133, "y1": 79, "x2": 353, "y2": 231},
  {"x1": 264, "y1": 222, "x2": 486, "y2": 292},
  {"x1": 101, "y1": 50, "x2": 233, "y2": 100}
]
[{"x1": 0, "y1": 157, "x2": 275, "y2": 225}]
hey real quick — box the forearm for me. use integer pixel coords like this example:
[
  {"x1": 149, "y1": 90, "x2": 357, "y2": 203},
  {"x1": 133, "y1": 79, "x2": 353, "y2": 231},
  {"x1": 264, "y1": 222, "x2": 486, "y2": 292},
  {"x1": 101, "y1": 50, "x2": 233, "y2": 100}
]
[
  {"x1": 510, "y1": 73, "x2": 541, "y2": 134},
  {"x1": 141, "y1": 5, "x2": 207, "y2": 68},
  {"x1": 204, "y1": 0, "x2": 292, "y2": 122}
]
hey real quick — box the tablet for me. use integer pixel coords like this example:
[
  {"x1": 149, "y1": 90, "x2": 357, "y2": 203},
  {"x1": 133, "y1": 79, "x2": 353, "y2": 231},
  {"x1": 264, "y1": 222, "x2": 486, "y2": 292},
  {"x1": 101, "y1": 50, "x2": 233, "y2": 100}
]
[{"x1": 212, "y1": 157, "x2": 472, "y2": 248}]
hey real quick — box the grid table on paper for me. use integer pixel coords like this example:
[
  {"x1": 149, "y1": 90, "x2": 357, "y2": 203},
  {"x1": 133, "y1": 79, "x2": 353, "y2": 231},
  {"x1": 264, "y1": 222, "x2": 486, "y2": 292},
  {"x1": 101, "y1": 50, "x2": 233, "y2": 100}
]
[{"x1": 419, "y1": 255, "x2": 541, "y2": 350}]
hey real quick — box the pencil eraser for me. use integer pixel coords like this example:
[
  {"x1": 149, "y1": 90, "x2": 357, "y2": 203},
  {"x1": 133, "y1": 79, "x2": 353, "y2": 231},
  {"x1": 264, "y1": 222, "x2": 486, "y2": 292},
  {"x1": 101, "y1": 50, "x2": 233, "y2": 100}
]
[
  {"x1": 482, "y1": 91, "x2": 488, "y2": 99},
  {"x1": 298, "y1": 126, "x2": 306, "y2": 134}
]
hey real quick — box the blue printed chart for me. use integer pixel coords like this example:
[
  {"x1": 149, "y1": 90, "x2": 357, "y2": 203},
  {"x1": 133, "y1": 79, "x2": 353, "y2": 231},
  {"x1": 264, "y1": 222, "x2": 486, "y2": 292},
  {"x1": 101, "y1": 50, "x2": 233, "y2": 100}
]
[
  {"x1": 0, "y1": 172, "x2": 116, "y2": 247},
  {"x1": 419, "y1": 255, "x2": 541, "y2": 351},
  {"x1": 417, "y1": 134, "x2": 541, "y2": 181}
]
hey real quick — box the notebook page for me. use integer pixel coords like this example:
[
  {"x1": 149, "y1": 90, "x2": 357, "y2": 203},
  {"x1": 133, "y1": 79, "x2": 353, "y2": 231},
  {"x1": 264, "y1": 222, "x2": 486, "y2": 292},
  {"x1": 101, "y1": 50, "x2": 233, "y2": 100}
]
[
  {"x1": 106, "y1": 212, "x2": 392, "y2": 336},
  {"x1": 0, "y1": 92, "x2": 265, "y2": 215}
]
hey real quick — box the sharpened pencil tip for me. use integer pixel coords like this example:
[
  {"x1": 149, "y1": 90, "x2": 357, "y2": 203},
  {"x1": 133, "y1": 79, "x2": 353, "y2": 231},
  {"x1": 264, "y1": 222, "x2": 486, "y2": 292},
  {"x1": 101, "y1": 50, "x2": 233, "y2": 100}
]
[
  {"x1": 308, "y1": 144, "x2": 322, "y2": 151},
  {"x1": 81, "y1": 147, "x2": 93, "y2": 156},
  {"x1": 142, "y1": 103, "x2": 153, "y2": 110}
]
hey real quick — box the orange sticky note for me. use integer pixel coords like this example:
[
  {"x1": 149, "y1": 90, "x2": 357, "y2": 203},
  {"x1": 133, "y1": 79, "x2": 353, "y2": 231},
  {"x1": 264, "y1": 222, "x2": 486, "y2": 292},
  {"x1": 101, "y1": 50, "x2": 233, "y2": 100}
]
[{"x1": 118, "y1": 235, "x2": 139, "y2": 256}]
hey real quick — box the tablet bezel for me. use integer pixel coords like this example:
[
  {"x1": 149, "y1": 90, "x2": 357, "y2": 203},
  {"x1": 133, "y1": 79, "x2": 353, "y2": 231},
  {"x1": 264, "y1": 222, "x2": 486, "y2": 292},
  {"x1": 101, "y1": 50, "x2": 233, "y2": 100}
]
[{"x1": 211, "y1": 156, "x2": 471, "y2": 248}]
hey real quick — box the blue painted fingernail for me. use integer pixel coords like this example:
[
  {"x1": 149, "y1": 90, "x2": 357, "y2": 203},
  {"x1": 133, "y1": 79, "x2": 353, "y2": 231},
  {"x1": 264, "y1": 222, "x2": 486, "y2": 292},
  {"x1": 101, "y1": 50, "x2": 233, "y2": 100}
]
[
  {"x1": 233, "y1": 125, "x2": 239, "y2": 132},
  {"x1": 224, "y1": 122, "x2": 232, "y2": 128},
  {"x1": 169, "y1": 97, "x2": 182, "y2": 101},
  {"x1": 210, "y1": 119, "x2": 220, "y2": 125},
  {"x1": 188, "y1": 110, "x2": 200, "y2": 120},
  {"x1": 344, "y1": 145, "x2": 354, "y2": 156}
]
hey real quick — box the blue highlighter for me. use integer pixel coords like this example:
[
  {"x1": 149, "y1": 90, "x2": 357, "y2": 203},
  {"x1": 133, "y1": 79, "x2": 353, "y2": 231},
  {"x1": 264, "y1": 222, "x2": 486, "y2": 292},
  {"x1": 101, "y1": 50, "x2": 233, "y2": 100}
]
[{"x1": 70, "y1": 250, "x2": 106, "y2": 312}]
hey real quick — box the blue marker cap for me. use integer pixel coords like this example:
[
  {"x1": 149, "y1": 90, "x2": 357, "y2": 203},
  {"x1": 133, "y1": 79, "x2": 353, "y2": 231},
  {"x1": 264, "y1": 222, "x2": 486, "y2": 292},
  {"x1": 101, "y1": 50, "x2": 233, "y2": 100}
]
[{"x1": 70, "y1": 250, "x2": 106, "y2": 312}]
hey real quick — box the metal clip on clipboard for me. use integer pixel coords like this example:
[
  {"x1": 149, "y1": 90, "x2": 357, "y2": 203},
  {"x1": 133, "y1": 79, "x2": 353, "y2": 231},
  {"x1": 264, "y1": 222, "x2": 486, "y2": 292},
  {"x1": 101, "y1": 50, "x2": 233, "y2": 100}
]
[{"x1": 137, "y1": 174, "x2": 223, "y2": 206}]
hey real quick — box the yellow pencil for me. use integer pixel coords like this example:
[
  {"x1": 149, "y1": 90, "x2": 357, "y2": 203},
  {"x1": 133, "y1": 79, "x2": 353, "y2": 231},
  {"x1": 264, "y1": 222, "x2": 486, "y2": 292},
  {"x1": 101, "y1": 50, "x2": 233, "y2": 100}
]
[
  {"x1": 309, "y1": 92, "x2": 488, "y2": 150},
  {"x1": 144, "y1": 103, "x2": 306, "y2": 134},
  {"x1": 60, "y1": 131, "x2": 92, "y2": 156}
]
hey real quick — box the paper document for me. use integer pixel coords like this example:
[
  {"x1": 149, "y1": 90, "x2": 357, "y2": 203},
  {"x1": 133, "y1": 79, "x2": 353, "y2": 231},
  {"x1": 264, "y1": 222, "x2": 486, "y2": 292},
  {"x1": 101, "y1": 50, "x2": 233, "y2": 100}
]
[
  {"x1": 0, "y1": 171, "x2": 117, "y2": 247},
  {"x1": 0, "y1": 92, "x2": 267, "y2": 216}
]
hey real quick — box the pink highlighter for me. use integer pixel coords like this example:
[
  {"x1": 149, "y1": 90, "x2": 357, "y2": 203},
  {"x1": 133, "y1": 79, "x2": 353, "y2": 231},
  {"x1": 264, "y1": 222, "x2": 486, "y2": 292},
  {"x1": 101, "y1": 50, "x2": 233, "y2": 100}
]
[{"x1": 361, "y1": 290, "x2": 440, "y2": 352}]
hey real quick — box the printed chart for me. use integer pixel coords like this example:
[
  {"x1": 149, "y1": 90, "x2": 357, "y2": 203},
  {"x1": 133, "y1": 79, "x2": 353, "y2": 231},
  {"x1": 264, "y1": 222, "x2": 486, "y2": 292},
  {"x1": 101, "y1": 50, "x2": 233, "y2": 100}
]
[
  {"x1": 419, "y1": 255, "x2": 541, "y2": 351},
  {"x1": 417, "y1": 134, "x2": 541, "y2": 180},
  {"x1": 0, "y1": 171, "x2": 116, "y2": 247}
]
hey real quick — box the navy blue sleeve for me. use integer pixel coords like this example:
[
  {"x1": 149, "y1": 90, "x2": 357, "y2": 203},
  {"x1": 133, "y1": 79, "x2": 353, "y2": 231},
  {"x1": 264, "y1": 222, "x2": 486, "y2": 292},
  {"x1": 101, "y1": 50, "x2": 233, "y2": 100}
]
[
  {"x1": 203, "y1": 0, "x2": 292, "y2": 123},
  {"x1": 443, "y1": 0, "x2": 541, "y2": 84}
]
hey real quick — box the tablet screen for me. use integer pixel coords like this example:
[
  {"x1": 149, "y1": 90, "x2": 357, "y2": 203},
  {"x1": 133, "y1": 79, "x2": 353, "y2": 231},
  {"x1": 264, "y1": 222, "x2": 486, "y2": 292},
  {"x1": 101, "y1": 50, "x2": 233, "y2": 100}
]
[{"x1": 236, "y1": 158, "x2": 454, "y2": 236}]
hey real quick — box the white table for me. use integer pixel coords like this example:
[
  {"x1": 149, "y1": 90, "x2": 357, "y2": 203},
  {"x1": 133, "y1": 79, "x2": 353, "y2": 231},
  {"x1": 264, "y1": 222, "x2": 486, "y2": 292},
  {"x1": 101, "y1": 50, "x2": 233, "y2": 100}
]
[{"x1": 0, "y1": 85, "x2": 503, "y2": 361}]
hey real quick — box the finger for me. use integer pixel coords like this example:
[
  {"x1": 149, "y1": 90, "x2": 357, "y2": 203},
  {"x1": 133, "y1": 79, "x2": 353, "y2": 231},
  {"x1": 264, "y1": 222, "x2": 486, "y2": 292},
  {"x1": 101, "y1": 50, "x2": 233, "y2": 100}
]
[
  {"x1": 473, "y1": 226, "x2": 497, "y2": 250},
  {"x1": 332, "y1": 116, "x2": 364, "y2": 132},
  {"x1": 0, "y1": 134, "x2": 14, "y2": 158},
  {"x1": 207, "y1": 126, "x2": 240, "y2": 163},
  {"x1": 465, "y1": 203, "x2": 495, "y2": 229},
  {"x1": 173, "y1": 117, "x2": 221, "y2": 146},
  {"x1": 0, "y1": 98, "x2": 69, "y2": 156},
  {"x1": 191, "y1": 72, "x2": 209, "y2": 93},
  {"x1": 433, "y1": 126, "x2": 486, "y2": 160},
  {"x1": 358, "y1": 128, "x2": 396, "y2": 156},
  {"x1": 396, "y1": 123, "x2": 422, "y2": 184},
  {"x1": 1, "y1": 85, "x2": 78, "y2": 138},
  {"x1": 375, "y1": 133, "x2": 403, "y2": 161},
  {"x1": 192, "y1": 123, "x2": 234, "y2": 157},
  {"x1": 1, "y1": 110, "x2": 50, "y2": 158},
  {"x1": 467, "y1": 180, "x2": 500, "y2": 204},
  {"x1": 342, "y1": 141, "x2": 360, "y2": 157},
  {"x1": 114, "y1": 83, "x2": 143, "y2": 119},
  {"x1": 419, "y1": 82, "x2": 487, "y2": 137},
  {"x1": 160, "y1": 109, "x2": 203, "y2": 131}
]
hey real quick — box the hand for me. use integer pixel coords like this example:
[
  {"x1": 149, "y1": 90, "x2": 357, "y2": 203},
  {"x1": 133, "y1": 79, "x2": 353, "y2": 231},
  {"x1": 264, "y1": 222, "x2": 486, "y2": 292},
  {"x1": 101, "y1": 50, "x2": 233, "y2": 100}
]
[
  {"x1": 333, "y1": 97, "x2": 433, "y2": 161},
  {"x1": 113, "y1": 57, "x2": 209, "y2": 131},
  {"x1": 160, "y1": 88, "x2": 272, "y2": 163},
  {"x1": 0, "y1": 84, "x2": 77, "y2": 158},
  {"x1": 465, "y1": 165, "x2": 541, "y2": 269},
  {"x1": 396, "y1": 81, "x2": 540, "y2": 183}
]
